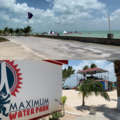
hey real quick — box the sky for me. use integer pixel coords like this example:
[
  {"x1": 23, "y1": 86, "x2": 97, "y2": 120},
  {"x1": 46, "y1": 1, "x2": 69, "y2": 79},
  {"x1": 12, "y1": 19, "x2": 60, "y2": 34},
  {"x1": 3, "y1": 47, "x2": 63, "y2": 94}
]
[
  {"x1": 62, "y1": 60, "x2": 116, "y2": 87},
  {"x1": 0, "y1": 0, "x2": 120, "y2": 32}
]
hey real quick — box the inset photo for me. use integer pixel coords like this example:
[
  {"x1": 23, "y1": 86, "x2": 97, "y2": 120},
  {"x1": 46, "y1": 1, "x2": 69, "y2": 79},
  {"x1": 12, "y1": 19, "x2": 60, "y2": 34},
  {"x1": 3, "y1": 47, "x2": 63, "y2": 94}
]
[
  {"x1": 62, "y1": 60, "x2": 120, "y2": 120},
  {"x1": 0, "y1": 0, "x2": 120, "y2": 60},
  {"x1": 0, "y1": 60, "x2": 120, "y2": 120}
]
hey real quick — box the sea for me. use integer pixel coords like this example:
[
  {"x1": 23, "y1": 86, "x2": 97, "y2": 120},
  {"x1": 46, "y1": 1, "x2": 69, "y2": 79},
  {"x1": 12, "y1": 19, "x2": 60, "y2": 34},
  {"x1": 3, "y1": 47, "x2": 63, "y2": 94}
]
[{"x1": 31, "y1": 30, "x2": 120, "y2": 39}]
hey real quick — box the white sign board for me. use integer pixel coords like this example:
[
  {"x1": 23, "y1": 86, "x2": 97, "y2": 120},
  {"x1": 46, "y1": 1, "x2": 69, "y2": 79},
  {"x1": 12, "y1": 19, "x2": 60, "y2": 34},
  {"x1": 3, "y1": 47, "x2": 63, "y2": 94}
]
[{"x1": 0, "y1": 60, "x2": 62, "y2": 120}]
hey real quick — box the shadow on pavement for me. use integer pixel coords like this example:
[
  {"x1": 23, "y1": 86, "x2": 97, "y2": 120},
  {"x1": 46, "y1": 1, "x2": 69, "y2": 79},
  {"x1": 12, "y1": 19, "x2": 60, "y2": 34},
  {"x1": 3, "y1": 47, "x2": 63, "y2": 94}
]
[
  {"x1": 75, "y1": 104, "x2": 120, "y2": 120},
  {"x1": 111, "y1": 99, "x2": 117, "y2": 101}
]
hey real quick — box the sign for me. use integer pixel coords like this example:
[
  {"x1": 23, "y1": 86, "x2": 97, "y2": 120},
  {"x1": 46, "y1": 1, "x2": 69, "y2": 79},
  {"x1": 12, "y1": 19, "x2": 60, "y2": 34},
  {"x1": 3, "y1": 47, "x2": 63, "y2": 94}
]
[{"x1": 0, "y1": 60, "x2": 62, "y2": 120}]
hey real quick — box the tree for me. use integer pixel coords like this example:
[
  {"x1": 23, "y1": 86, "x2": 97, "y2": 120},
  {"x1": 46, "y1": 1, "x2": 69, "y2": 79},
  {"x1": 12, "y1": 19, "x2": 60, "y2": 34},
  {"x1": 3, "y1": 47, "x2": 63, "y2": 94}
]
[
  {"x1": 0, "y1": 29, "x2": 3, "y2": 35},
  {"x1": 15, "y1": 28, "x2": 20, "y2": 36},
  {"x1": 26, "y1": 26, "x2": 32, "y2": 34},
  {"x1": 62, "y1": 66, "x2": 75, "y2": 86},
  {"x1": 8, "y1": 28, "x2": 14, "y2": 36},
  {"x1": 23, "y1": 27, "x2": 28, "y2": 36},
  {"x1": 90, "y1": 63, "x2": 97, "y2": 76},
  {"x1": 23, "y1": 26, "x2": 33, "y2": 36},
  {"x1": 83, "y1": 65, "x2": 89, "y2": 70},
  {"x1": 78, "y1": 79, "x2": 110, "y2": 106},
  {"x1": 90, "y1": 63, "x2": 97, "y2": 68},
  {"x1": 113, "y1": 60, "x2": 120, "y2": 110},
  {"x1": 83, "y1": 63, "x2": 97, "y2": 70},
  {"x1": 108, "y1": 60, "x2": 120, "y2": 110},
  {"x1": 4, "y1": 27, "x2": 9, "y2": 36},
  {"x1": 19, "y1": 28, "x2": 24, "y2": 36},
  {"x1": 83, "y1": 63, "x2": 97, "y2": 77}
]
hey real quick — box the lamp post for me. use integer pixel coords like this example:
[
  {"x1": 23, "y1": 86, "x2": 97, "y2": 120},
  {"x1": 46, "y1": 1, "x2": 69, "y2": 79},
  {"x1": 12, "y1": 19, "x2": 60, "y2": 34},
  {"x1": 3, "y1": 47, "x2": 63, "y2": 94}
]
[
  {"x1": 57, "y1": 24, "x2": 60, "y2": 36},
  {"x1": 107, "y1": 14, "x2": 113, "y2": 39}
]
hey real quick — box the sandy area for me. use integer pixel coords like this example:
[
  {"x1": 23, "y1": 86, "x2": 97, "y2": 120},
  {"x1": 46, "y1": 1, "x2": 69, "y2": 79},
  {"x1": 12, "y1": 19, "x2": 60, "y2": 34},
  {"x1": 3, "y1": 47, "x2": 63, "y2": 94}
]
[
  {"x1": 42, "y1": 90, "x2": 120, "y2": 120},
  {"x1": 62, "y1": 90, "x2": 118, "y2": 115}
]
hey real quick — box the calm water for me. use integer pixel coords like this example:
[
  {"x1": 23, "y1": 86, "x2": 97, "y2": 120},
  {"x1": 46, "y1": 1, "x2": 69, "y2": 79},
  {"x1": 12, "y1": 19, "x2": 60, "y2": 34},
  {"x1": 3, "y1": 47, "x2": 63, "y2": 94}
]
[{"x1": 31, "y1": 30, "x2": 120, "y2": 39}]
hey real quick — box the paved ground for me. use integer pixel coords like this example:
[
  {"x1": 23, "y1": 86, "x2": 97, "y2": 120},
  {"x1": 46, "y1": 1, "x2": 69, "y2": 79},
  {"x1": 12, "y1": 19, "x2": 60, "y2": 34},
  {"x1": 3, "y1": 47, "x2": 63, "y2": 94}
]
[{"x1": 1, "y1": 36, "x2": 120, "y2": 60}]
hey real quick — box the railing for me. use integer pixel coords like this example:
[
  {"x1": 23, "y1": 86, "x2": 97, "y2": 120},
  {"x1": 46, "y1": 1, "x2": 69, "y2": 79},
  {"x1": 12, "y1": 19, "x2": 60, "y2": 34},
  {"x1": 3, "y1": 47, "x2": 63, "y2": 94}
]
[{"x1": 79, "y1": 76, "x2": 109, "y2": 81}]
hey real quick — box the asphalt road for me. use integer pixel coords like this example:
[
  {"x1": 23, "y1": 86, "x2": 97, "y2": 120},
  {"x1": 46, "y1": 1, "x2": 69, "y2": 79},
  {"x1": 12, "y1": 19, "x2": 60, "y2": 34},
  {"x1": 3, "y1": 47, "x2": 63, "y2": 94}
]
[{"x1": 2, "y1": 36, "x2": 120, "y2": 60}]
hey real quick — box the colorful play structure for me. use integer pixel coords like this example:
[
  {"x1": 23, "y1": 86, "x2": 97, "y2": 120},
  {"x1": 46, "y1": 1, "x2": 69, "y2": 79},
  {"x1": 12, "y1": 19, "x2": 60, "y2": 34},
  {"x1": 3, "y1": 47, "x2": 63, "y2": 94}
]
[{"x1": 77, "y1": 68, "x2": 109, "y2": 90}]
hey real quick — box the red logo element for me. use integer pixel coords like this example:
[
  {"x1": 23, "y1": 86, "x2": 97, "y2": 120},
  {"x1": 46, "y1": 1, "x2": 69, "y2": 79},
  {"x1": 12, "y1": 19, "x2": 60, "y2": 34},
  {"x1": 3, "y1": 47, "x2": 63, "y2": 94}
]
[{"x1": 4, "y1": 60, "x2": 23, "y2": 97}]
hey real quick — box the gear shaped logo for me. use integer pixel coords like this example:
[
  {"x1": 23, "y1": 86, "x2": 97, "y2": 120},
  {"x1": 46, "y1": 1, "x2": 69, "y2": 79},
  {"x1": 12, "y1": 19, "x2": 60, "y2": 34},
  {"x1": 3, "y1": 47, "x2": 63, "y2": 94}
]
[
  {"x1": 0, "y1": 60, "x2": 23, "y2": 97},
  {"x1": 0, "y1": 60, "x2": 23, "y2": 118}
]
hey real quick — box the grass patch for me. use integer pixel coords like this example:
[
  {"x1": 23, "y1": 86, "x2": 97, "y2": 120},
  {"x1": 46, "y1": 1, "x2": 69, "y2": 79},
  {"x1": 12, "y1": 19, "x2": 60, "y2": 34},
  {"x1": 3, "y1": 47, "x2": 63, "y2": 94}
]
[{"x1": 0, "y1": 37, "x2": 9, "y2": 42}]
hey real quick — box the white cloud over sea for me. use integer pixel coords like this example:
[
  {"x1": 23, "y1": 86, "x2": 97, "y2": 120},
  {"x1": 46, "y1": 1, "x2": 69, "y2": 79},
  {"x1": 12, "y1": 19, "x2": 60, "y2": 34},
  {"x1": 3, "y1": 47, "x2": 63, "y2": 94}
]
[{"x1": 0, "y1": 0, "x2": 120, "y2": 32}]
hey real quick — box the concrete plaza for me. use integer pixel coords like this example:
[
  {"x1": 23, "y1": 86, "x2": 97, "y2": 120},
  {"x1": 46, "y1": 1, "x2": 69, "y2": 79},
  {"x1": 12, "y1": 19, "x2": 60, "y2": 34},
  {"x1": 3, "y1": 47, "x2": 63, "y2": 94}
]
[{"x1": 0, "y1": 36, "x2": 120, "y2": 60}]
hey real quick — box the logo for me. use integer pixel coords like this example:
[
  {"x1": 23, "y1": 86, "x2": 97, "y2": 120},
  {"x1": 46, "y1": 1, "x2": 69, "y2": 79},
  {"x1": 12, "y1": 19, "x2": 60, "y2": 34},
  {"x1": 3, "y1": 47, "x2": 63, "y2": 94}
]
[
  {"x1": 0, "y1": 61, "x2": 49, "y2": 120},
  {"x1": 0, "y1": 60, "x2": 23, "y2": 119}
]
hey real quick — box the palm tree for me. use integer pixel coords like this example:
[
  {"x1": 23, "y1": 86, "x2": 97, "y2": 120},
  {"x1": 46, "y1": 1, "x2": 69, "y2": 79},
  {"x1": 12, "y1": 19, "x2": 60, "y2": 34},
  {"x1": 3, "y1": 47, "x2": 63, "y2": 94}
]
[
  {"x1": 22, "y1": 26, "x2": 33, "y2": 36},
  {"x1": 108, "y1": 60, "x2": 120, "y2": 110},
  {"x1": 78, "y1": 79, "x2": 110, "y2": 106},
  {"x1": 83, "y1": 64, "x2": 97, "y2": 77},
  {"x1": 15, "y1": 28, "x2": 20, "y2": 36},
  {"x1": 8, "y1": 28, "x2": 14, "y2": 36},
  {"x1": 0, "y1": 29, "x2": 3, "y2": 35},
  {"x1": 4, "y1": 27, "x2": 9, "y2": 36},
  {"x1": 23, "y1": 27, "x2": 28, "y2": 36},
  {"x1": 83, "y1": 65, "x2": 89, "y2": 70},
  {"x1": 113, "y1": 60, "x2": 120, "y2": 110},
  {"x1": 26, "y1": 26, "x2": 32, "y2": 35},
  {"x1": 90, "y1": 63, "x2": 97, "y2": 68},
  {"x1": 19, "y1": 28, "x2": 24, "y2": 36},
  {"x1": 90, "y1": 63, "x2": 97, "y2": 77}
]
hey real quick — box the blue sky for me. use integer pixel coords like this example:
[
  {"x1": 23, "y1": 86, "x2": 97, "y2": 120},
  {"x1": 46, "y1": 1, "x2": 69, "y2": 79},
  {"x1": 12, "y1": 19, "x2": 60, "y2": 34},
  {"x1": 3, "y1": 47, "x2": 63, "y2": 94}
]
[
  {"x1": 0, "y1": 0, "x2": 120, "y2": 32},
  {"x1": 62, "y1": 60, "x2": 116, "y2": 87}
]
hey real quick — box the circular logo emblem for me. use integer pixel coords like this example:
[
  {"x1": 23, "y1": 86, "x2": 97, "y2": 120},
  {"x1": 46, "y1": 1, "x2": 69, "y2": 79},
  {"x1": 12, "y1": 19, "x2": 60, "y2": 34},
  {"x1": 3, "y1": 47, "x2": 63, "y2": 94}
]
[{"x1": 0, "y1": 60, "x2": 23, "y2": 97}]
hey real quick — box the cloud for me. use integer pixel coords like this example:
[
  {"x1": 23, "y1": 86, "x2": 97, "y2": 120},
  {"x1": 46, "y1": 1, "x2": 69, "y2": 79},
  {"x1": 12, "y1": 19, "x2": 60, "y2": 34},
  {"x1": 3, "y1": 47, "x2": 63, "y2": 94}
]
[
  {"x1": 53, "y1": 0, "x2": 106, "y2": 15},
  {"x1": 0, "y1": 10, "x2": 10, "y2": 21},
  {"x1": 12, "y1": 18, "x2": 21, "y2": 23},
  {"x1": 0, "y1": 0, "x2": 119, "y2": 31}
]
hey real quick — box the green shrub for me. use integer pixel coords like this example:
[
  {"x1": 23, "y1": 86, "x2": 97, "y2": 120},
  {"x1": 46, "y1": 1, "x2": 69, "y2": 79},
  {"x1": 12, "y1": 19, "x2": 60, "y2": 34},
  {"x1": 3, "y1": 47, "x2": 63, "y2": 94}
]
[
  {"x1": 60, "y1": 96, "x2": 67, "y2": 116},
  {"x1": 49, "y1": 112, "x2": 61, "y2": 120}
]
